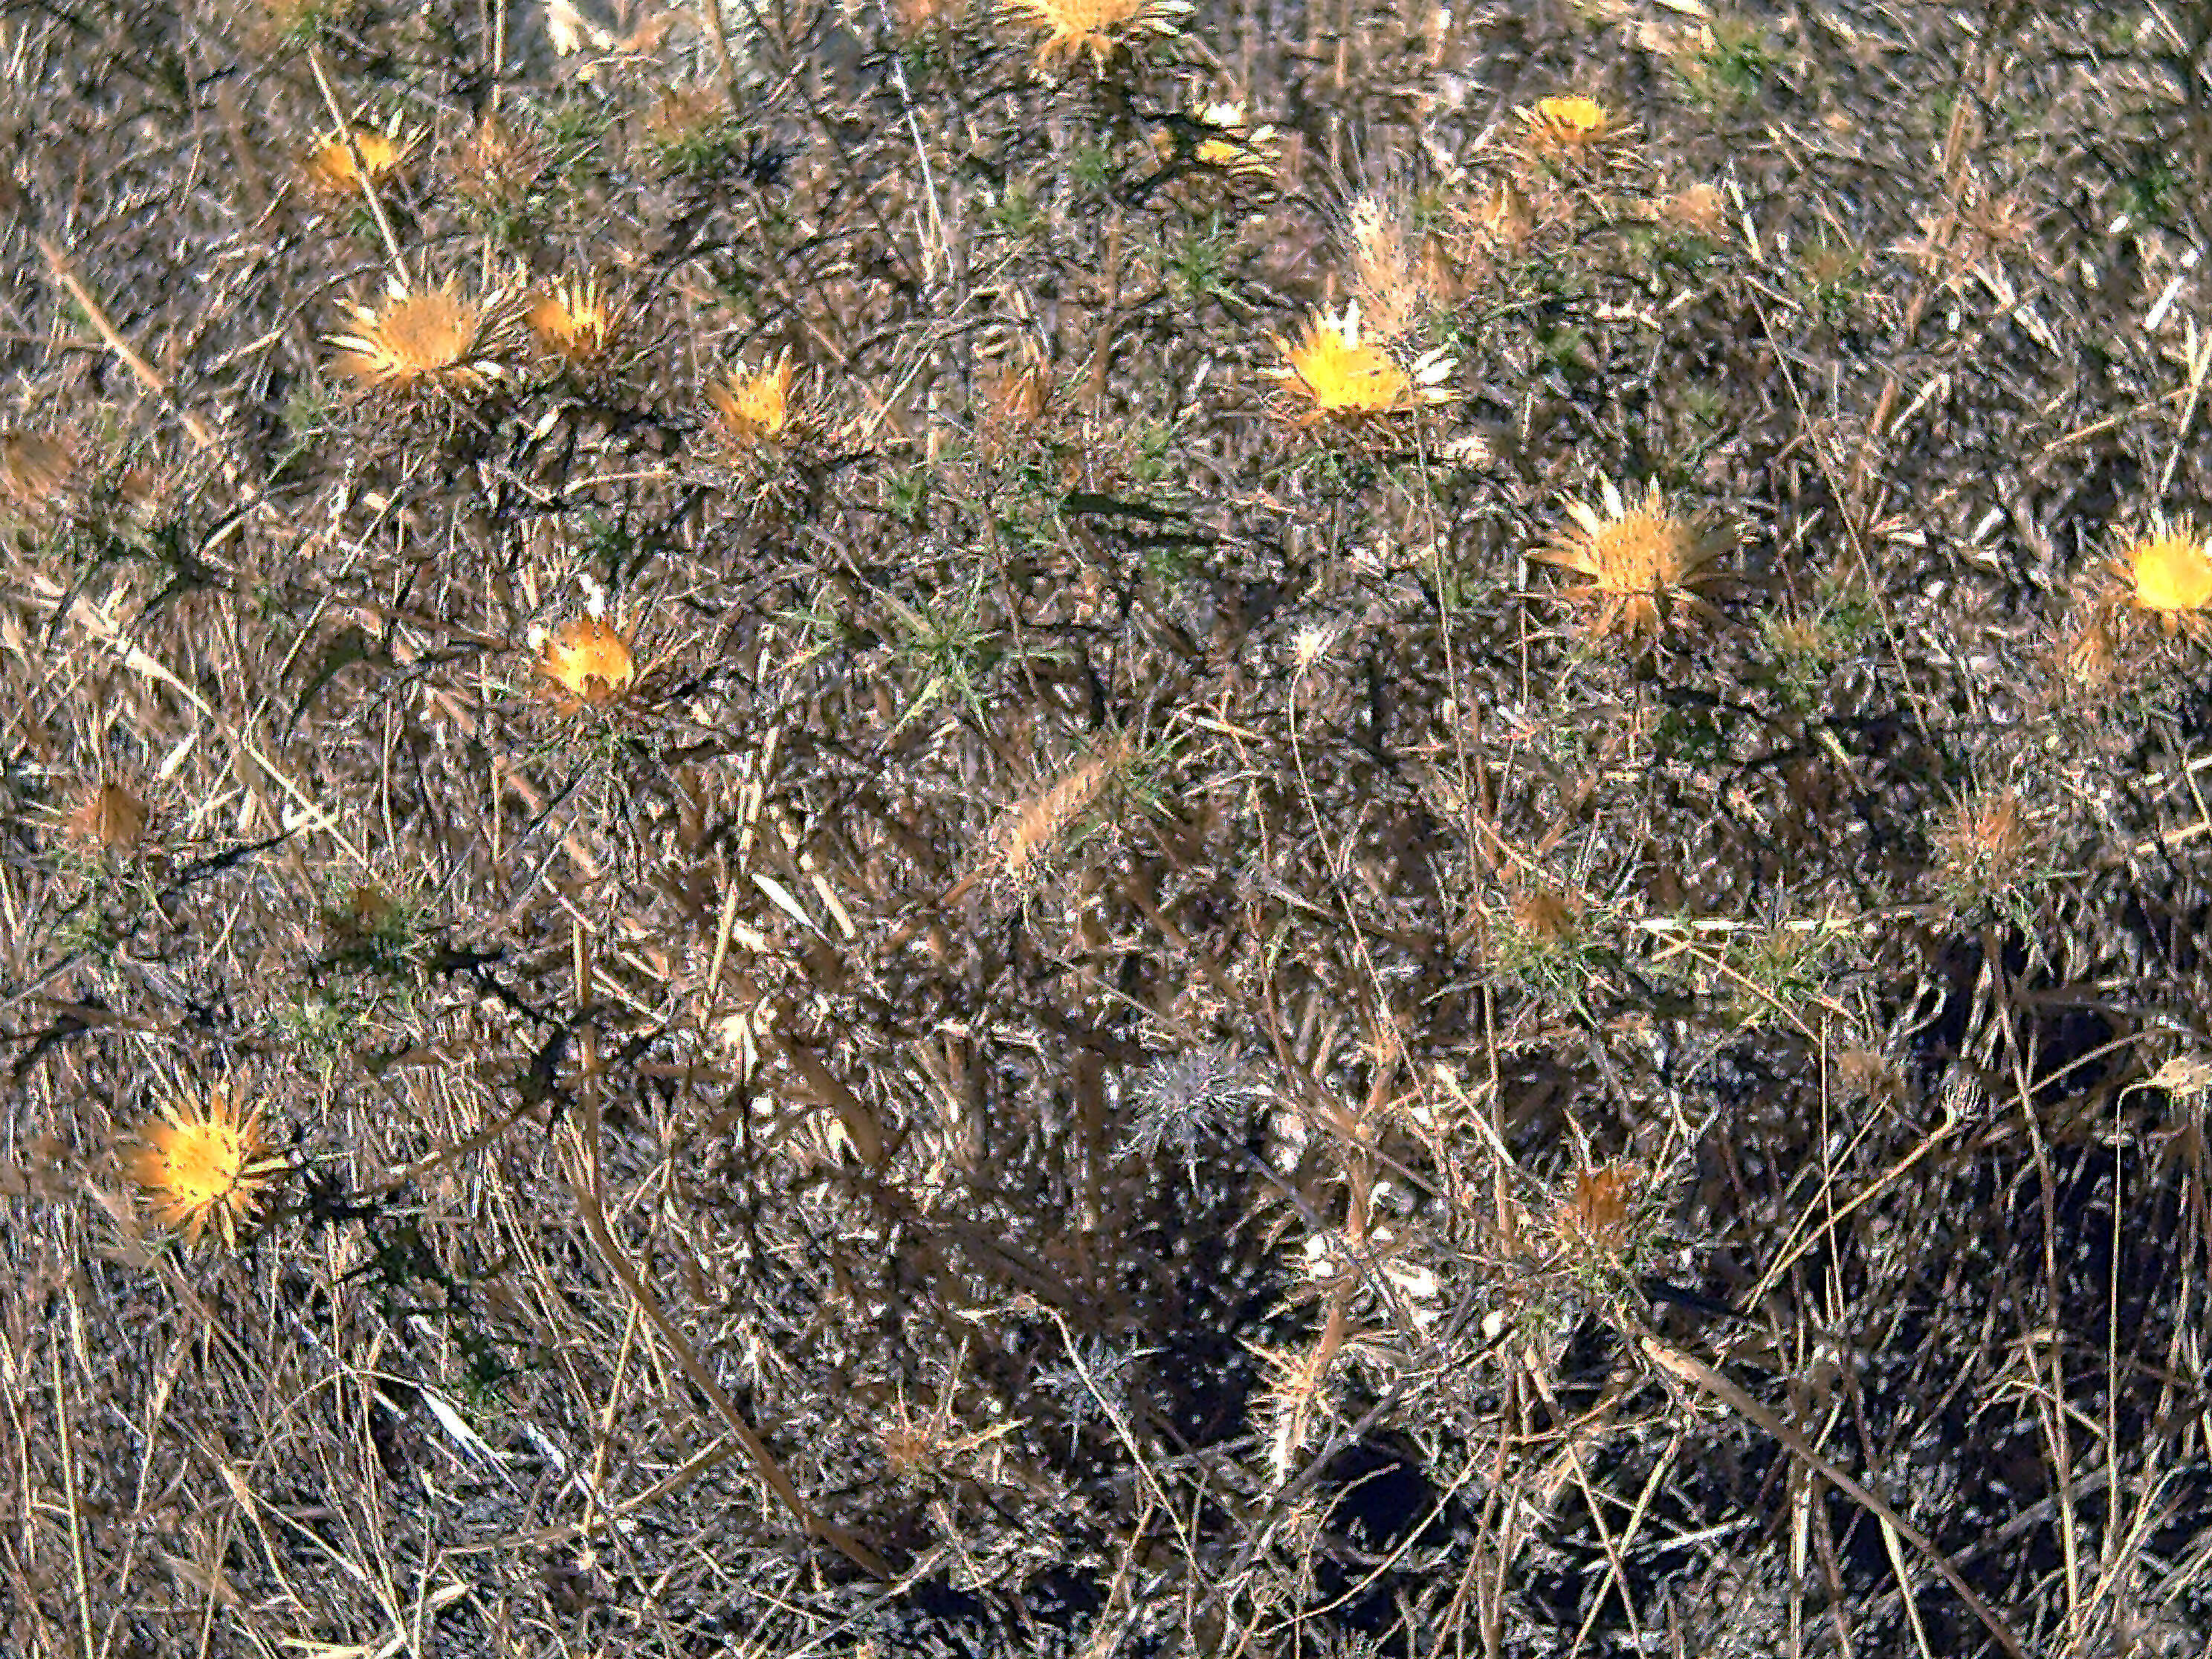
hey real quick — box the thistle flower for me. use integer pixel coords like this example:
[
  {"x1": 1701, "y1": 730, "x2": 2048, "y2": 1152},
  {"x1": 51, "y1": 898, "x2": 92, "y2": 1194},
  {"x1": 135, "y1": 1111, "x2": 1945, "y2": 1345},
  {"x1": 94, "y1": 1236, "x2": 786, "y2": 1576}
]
[
  {"x1": 1532, "y1": 478, "x2": 1733, "y2": 642},
  {"x1": 1003, "y1": 0, "x2": 1192, "y2": 71},
  {"x1": 1518, "y1": 95, "x2": 1633, "y2": 163},
  {"x1": 1267, "y1": 303, "x2": 1455, "y2": 423},
  {"x1": 534, "y1": 614, "x2": 637, "y2": 708},
  {"x1": 326, "y1": 279, "x2": 518, "y2": 399},
  {"x1": 705, "y1": 351, "x2": 797, "y2": 447},
  {"x1": 302, "y1": 123, "x2": 417, "y2": 196},
  {"x1": 127, "y1": 1090, "x2": 285, "y2": 1248},
  {"x1": 2107, "y1": 514, "x2": 2212, "y2": 640},
  {"x1": 526, "y1": 276, "x2": 627, "y2": 367}
]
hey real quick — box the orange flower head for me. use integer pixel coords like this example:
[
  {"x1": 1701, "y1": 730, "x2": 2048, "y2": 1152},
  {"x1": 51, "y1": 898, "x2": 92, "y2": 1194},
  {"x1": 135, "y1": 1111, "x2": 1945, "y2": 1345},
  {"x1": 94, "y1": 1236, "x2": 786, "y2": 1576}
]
[
  {"x1": 1003, "y1": 0, "x2": 1191, "y2": 70},
  {"x1": 1267, "y1": 303, "x2": 1454, "y2": 423},
  {"x1": 327, "y1": 279, "x2": 517, "y2": 398},
  {"x1": 537, "y1": 615, "x2": 636, "y2": 707},
  {"x1": 303, "y1": 125, "x2": 417, "y2": 195},
  {"x1": 527, "y1": 277, "x2": 627, "y2": 366},
  {"x1": 1533, "y1": 479, "x2": 1733, "y2": 643},
  {"x1": 705, "y1": 351, "x2": 796, "y2": 446},
  {"x1": 127, "y1": 1091, "x2": 284, "y2": 1248}
]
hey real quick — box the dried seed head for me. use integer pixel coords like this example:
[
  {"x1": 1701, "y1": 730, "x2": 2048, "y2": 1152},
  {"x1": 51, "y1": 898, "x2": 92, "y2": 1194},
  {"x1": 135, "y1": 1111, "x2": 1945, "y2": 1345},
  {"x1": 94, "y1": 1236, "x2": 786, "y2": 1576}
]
[
  {"x1": 0, "y1": 429, "x2": 82, "y2": 520},
  {"x1": 63, "y1": 781, "x2": 149, "y2": 852}
]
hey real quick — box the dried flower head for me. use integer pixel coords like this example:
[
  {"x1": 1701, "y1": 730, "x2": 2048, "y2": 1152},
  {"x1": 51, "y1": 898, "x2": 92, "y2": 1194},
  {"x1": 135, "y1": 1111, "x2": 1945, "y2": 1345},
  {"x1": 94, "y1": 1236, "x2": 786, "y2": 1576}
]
[
  {"x1": 1533, "y1": 478, "x2": 1733, "y2": 642},
  {"x1": 451, "y1": 113, "x2": 548, "y2": 207},
  {"x1": 535, "y1": 615, "x2": 637, "y2": 708},
  {"x1": 1122, "y1": 1046, "x2": 1267, "y2": 1175},
  {"x1": 302, "y1": 123, "x2": 417, "y2": 196},
  {"x1": 1554, "y1": 1161, "x2": 1644, "y2": 1260},
  {"x1": 0, "y1": 428, "x2": 81, "y2": 519},
  {"x1": 327, "y1": 279, "x2": 517, "y2": 399},
  {"x1": 127, "y1": 1090, "x2": 285, "y2": 1248},
  {"x1": 63, "y1": 781, "x2": 149, "y2": 852},
  {"x1": 1343, "y1": 189, "x2": 1455, "y2": 343},
  {"x1": 1267, "y1": 303, "x2": 1455, "y2": 423},
  {"x1": 1936, "y1": 788, "x2": 2037, "y2": 897},
  {"x1": 1518, "y1": 94, "x2": 1633, "y2": 163},
  {"x1": 2106, "y1": 514, "x2": 2212, "y2": 640},
  {"x1": 977, "y1": 347, "x2": 1051, "y2": 454},
  {"x1": 526, "y1": 276, "x2": 627, "y2": 366},
  {"x1": 705, "y1": 351, "x2": 797, "y2": 447},
  {"x1": 1004, "y1": 0, "x2": 1192, "y2": 71}
]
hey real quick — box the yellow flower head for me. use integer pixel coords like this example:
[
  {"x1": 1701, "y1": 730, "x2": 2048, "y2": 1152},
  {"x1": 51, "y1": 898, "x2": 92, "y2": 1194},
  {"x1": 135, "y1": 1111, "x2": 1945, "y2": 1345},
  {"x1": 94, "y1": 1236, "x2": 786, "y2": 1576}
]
[
  {"x1": 526, "y1": 277, "x2": 627, "y2": 366},
  {"x1": 303, "y1": 124, "x2": 417, "y2": 195},
  {"x1": 536, "y1": 615, "x2": 637, "y2": 708},
  {"x1": 327, "y1": 279, "x2": 516, "y2": 398},
  {"x1": 127, "y1": 1091, "x2": 284, "y2": 1248},
  {"x1": 1533, "y1": 479, "x2": 1733, "y2": 642},
  {"x1": 706, "y1": 351, "x2": 797, "y2": 446},
  {"x1": 1003, "y1": 0, "x2": 1192, "y2": 71},
  {"x1": 1519, "y1": 94, "x2": 1631, "y2": 162},
  {"x1": 2116, "y1": 515, "x2": 2212, "y2": 632},
  {"x1": 1267, "y1": 303, "x2": 1454, "y2": 422}
]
